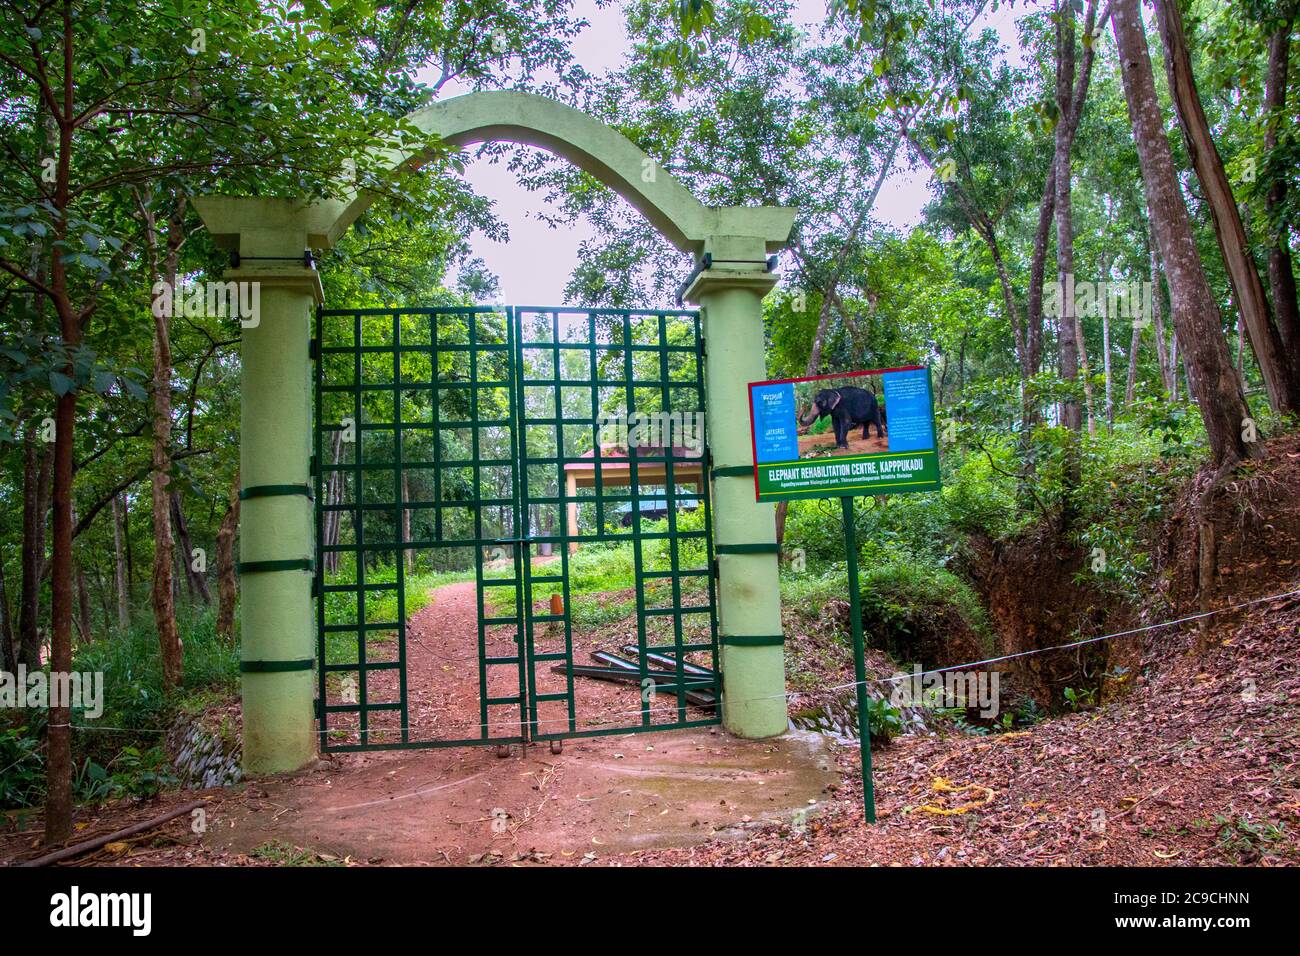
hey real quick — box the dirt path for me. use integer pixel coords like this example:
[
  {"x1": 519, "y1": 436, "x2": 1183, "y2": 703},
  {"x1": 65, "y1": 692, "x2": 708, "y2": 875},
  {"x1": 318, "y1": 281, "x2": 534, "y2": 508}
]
[
  {"x1": 198, "y1": 726, "x2": 836, "y2": 865},
  {"x1": 196, "y1": 576, "x2": 837, "y2": 865},
  {"x1": 329, "y1": 570, "x2": 715, "y2": 747},
  {"x1": 8, "y1": 583, "x2": 1297, "y2": 867}
]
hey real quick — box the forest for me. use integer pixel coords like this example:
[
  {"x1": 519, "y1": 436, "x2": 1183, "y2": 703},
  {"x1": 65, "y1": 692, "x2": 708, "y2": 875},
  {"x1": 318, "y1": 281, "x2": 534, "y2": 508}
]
[{"x1": 1, "y1": 0, "x2": 1299, "y2": 877}]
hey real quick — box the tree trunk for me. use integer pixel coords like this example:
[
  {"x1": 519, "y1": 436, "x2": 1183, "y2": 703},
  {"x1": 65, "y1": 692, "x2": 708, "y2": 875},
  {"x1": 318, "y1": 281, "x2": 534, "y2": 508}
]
[
  {"x1": 1236, "y1": 318, "x2": 1248, "y2": 391},
  {"x1": 76, "y1": 557, "x2": 92, "y2": 643},
  {"x1": 0, "y1": 556, "x2": 15, "y2": 674},
  {"x1": 19, "y1": 426, "x2": 51, "y2": 668},
  {"x1": 145, "y1": 197, "x2": 186, "y2": 693},
  {"x1": 123, "y1": 496, "x2": 134, "y2": 589},
  {"x1": 1125, "y1": 318, "x2": 1142, "y2": 405},
  {"x1": 324, "y1": 429, "x2": 343, "y2": 575},
  {"x1": 1112, "y1": 0, "x2": 1251, "y2": 466},
  {"x1": 1148, "y1": 233, "x2": 1175, "y2": 398},
  {"x1": 174, "y1": 502, "x2": 195, "y2": 603},
  {"x1": 1264, "y1": 20, "x2": 1300, "y2": 365},
  {"x1": 1169, "y1": 331, "x2": 1181, "y2": 401},
  {"x1": 171, "y1": 491, "x2": 211, "y2": 604},
  {"x1": 47, "y1": 386, "x2": 76, "y2": 845},
  {"x1": 94, "y1": 564, "x2": 110, "y2": 634},
  {"x1": 151, "y1": 310, "x2": 183, "y2": 690},
  {"x1": 42, "y1": 69, "x2": 80, "y2": 843},
  {"x1": 216, "y1": 470, "x2": 240, "y2": 642},
  {"x1": 1026, "y1": 169, "x2": 1056, "y2": 389},
  {"x1": 1076, "y1": 312, "x2": 1098, "y2": 435},
  {"x1": 1154, "y1": 0, "x2": 1299, "y2": 414},
  {"x1": 958, "y1": 332, "x2": 967, "y2": 393},
  {"x1": 1055, "y1": 0, "x2": 1083, "y2": 446},
  {"x1": 112, "y1": 494, "x2": 129, "y2": 630},
  {"x1": 401, "y1": 471, "x2": 413, "y2": 573},
  {"x1": 1102, "y1": 306, "x2": 1113, "y2": 426}
]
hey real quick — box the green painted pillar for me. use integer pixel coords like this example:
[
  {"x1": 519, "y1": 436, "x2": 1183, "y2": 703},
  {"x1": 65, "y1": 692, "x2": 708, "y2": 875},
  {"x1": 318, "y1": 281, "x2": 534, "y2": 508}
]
[
  {"x1": 685, "y1": 238, "x2": 787, "y2": 738},
  {"x1": 195, "y1": 198, "x2": 335, "y2": 774}
]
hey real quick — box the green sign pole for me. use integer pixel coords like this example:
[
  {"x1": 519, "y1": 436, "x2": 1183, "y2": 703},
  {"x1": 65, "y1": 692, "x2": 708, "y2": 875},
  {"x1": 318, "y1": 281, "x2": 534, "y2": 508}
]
[{"x1": 840, "y1": 495, "x2": 877, "y2": 823}]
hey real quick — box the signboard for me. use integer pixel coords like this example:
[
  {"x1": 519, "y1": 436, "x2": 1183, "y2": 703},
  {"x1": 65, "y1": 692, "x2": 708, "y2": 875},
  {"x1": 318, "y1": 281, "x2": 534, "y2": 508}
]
[{"x1": 747, "y1": 365, "x2": 941, "y2": 502}]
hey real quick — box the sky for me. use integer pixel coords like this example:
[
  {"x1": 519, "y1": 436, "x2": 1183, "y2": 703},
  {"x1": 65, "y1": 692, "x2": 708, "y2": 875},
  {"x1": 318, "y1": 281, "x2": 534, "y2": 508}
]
[{"x1": 428, "y1": 0, "x2": 1029, "y2": 306}]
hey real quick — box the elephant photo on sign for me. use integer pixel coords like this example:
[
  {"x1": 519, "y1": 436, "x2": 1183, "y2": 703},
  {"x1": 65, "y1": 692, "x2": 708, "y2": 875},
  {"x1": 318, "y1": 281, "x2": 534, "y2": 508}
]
[{"x1": 795, "y1": 374, "x2": 890, "y2": 459}]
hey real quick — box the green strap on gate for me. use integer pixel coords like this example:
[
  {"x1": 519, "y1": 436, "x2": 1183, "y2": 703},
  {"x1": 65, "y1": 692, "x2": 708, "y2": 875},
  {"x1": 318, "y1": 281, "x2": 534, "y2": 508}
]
[
  {"x1": 240, "y1": 483, "x2": 314, "y2": 501},
  {"x1": 715, "y1": 542, "x2": 780, "y2": 555},
  {"x1": 711, "y1": 465, "x2": 753, "y2": 479},
  {"x1": 237, "y1": 558, "x2": 314, "y2": 573},
  {"x1": 720, "y1": 634, "x2": 784, "y2": 646},
  {"x1": 241, "y1": 659, "x2": 314, "y2": 673}
]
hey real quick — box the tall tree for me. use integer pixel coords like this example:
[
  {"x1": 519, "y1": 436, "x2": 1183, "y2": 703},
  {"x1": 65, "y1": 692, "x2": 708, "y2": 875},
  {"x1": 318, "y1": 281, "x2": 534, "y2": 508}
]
[
  {"x1": 215, "y1": 471, "x2": 239, "y2": 642},
  {"x1": 1111, "y1": 0, "x2": 1252, "y2": 466},
  {"x1": 111, "y1": 493, "x2": 128, "y2": 630},
  {"x1": 1154, "y1": 0, "x2": 1299, "y2": 413},
  {"x1": 1055, "y1": 0, "x2": 1085, "y2": 441},
  {"x1": 138, "y1": 191, "x2": 185, "y2": 690},
  {"x1": 1260, "y1": 3, "x2": 1300, "y2": 363}
]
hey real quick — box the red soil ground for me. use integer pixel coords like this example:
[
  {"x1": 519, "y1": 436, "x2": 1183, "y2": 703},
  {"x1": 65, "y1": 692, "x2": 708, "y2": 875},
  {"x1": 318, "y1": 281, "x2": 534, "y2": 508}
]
[
  {"x1": 4, "y1": 582, "x2": 1297, "y2": 866},
  {"x1": 798, "y1": 430, "x2": 889, "y2": 459}
]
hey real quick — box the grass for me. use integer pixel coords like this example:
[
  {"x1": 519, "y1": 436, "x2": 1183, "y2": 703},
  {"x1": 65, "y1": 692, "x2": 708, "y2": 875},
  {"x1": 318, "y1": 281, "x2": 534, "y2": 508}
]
[
  {"x1": 321, "y1": 563, "x2": 479, "y2": 667},
  {"x1": 72, "y1": 606, "x2": 239, "y2": 733},
  {"x1": 781, "y1": 557, "x2": 993, "y2": 656},
  {"x1": 250, "y1": 839, "x2": 347, "y2": 866},
  {"x1": 1, "y1": 605, "x2": 237, "y2": 810}
]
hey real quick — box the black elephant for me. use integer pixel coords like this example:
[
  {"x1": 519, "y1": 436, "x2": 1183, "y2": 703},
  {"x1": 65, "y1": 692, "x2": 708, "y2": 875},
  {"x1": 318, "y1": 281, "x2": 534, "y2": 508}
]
[{"x1": 800, "y1": 386, "x2": 886, "y2": 449}]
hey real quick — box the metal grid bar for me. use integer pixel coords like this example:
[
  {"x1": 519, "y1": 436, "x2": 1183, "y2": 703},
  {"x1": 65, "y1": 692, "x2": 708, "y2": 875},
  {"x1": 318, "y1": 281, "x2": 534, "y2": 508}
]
[{"x1": 314, "y1": 305, "x2": 720, "y2": 752}]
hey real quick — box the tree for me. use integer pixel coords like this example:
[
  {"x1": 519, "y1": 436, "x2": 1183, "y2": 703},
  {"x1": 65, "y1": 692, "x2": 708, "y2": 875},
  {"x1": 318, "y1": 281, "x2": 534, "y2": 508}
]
[
  {"x1": 0, "y1": 0, "x2": 449, "y2": 845},
  {"x1": 1258, "y1": 1, "x2": 1300, "y2": 363},
  {"x1": 1154, "y1": 0, "x2": 1299, "y2": 413},
  {"x1": 1052, "y1": 0, "x2": 1105, "y2": 454},
  {"x1": 1110, "y1": 0, "x2": 1252, "y2": 466}
]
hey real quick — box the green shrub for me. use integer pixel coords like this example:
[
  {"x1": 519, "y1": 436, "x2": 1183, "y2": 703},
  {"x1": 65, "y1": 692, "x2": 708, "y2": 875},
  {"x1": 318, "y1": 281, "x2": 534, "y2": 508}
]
[
  {"x1": 855, "y1": 558, "x2": 993, "y2": 657},
  {"x1": 72, "y1": 606, "x2": 238, "y2": 733},
  {"x1": 0, "y1": 726, "x2": 45, "y2": 808},
  {"x1": 940, "y1": 442, "x2": 1021, "y2": 537},
  {"x1": 864, "y1": 696, "x2": 904, "y2": 744},
  {"x1": 1, "y1": 606, "x2": 237, "y2": 810}
]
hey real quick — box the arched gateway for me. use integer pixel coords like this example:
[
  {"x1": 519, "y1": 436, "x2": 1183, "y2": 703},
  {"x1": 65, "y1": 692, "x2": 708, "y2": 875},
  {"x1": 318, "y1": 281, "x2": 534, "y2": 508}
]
[{"x1": 195, "y1": 92, "x2": 794, "y2": 773}]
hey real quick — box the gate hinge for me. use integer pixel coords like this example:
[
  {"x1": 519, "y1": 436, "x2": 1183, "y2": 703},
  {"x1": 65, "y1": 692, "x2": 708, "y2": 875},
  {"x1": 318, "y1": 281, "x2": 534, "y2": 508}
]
[
  {"x1": 309, "y1": 338, "x2": 320, "y2": 361},
  {"x1": 711, "y1": 557, "x2": 719, "y2": 580},
  {"x1": 313, "y1": 698, "x2": 321, "y2": 720},
  {"x1": 697, "y1": 336, "x2": 706, "y2": 359},
  {"x1": 311, "y1": 576, "x2": 320, "y2": 599},
  {"x1": 310, "y1": 453, "x2": 318, "y2": 477}
]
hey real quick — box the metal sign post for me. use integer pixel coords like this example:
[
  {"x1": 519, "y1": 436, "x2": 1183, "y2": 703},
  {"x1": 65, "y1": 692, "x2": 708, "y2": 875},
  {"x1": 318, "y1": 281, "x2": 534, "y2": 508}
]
[
  {"x1": 746, "y1": 364, "x2": 943, "y2": 824},
  {"x1": 840, "y1": 495, "x2": 877, "y2": 823}
]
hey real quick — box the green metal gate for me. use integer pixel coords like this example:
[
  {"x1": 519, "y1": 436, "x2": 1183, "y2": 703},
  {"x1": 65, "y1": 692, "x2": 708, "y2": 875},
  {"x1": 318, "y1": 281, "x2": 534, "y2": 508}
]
[{"x1": 313, "y1": 306, "x2": 721, "y2": 752}]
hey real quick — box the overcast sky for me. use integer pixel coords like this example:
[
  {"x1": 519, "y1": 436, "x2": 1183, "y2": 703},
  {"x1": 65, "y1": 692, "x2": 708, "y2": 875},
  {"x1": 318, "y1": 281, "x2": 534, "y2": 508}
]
[{"x1": 428, "y1": 0, "x2": 1027, "y2": 306}]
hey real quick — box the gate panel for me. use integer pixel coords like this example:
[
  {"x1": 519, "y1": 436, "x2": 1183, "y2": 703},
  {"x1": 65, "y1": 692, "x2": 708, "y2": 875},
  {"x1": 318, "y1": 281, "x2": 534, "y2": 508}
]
[
  {"x1": 314, "y1": 307, "x2": 527, "y2": 751},
  {"x1": 313, "y1": 305, "x2": 720, "y2": 752},
  {"x1": 514, "y1": 308, "x2": 720, "y2": 741}
]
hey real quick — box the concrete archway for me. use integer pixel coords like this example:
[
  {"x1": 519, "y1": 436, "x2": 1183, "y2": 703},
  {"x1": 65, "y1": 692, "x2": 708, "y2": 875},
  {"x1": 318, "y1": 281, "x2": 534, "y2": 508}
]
[
  {"x1": 195, "y1": 92, "x2": 794, "y2": 773},
  {"x1": 338, "y1": 91, "x2": 793, "y2": 254}
]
